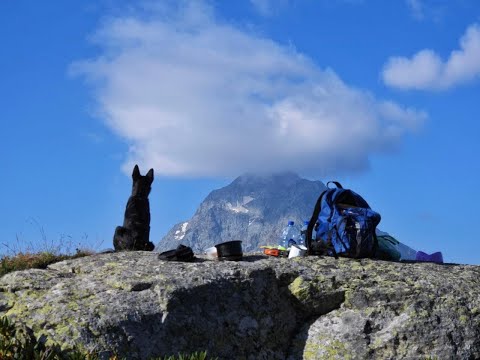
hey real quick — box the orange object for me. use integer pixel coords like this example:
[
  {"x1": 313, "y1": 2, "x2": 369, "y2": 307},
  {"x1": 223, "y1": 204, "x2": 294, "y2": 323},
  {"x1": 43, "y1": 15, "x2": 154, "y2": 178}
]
[
  {"x1": 264, "y1": 248, "x2": 280, "y2": 257},
  {"x1": 263, "y1": 248, "x2": 289, "y2": 257}
]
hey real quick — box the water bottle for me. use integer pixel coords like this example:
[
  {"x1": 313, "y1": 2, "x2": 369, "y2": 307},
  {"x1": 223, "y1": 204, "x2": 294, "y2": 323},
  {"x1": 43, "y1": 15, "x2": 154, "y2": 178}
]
[
  {"x1": 279, "y1": 221, "x2": 301, "y2": 249},
  {"x1": 298, "y1": 220, "x2": 309, "y2": 246}
]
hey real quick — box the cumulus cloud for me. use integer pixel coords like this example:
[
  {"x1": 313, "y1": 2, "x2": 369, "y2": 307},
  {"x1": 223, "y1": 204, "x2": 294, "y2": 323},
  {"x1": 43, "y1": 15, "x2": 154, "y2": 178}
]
[
  {"x1": 250, "y1": 0, "x2": 275, "y2": 16},
  {"x1": 406, "y1": 0, "x2": 424, "y2": 20},
  {"x1": 382, "y1": 23, "x2": 480, "y2": 90},
  {"x1": 250, "y1": 0, "x2": 291, "y2": 16},
  {"x1": 72, "y1": 1, "x2": 426, "y2": 177},
  {"x1": 405, "y1": 0, "x2": 447, "y2": 22}
]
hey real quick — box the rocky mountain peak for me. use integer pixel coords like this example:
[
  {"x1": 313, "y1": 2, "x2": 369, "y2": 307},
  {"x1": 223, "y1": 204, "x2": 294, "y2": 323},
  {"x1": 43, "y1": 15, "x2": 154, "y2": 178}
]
[
  {"x1": 156, "y1": 172, "x2": 326, "y2": 253},
  {"x1": 232, "y1": 171, "x2": 301, "y2": 187}
]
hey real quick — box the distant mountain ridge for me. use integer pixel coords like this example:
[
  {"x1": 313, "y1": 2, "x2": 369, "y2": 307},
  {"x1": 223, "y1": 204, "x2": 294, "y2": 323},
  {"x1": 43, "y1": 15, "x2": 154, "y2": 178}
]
[{"x1": 156, "y1": 172, "x2": 326, "y2": 252}]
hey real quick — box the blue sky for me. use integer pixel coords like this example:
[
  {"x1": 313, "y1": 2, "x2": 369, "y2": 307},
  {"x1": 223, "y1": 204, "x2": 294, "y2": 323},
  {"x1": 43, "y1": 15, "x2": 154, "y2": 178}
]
[{"x1": 1, "y1": 0, "x2": 479, "y2": 264}]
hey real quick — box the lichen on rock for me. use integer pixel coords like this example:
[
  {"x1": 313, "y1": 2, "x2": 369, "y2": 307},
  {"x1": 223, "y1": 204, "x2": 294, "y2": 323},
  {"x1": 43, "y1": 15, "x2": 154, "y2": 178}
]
[{"x1": 0, "y1": 252, "x2": 479, "y2": 359}]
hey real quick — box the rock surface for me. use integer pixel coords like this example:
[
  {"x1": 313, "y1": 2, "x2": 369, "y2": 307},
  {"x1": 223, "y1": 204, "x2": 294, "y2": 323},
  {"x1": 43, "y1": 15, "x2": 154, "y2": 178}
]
[
  {"x1": 1, "y1": 252, "x2": 480, "y2": 359},
  {"x1": 156, "y1": 172, "x2": 326, "y2": 253}
]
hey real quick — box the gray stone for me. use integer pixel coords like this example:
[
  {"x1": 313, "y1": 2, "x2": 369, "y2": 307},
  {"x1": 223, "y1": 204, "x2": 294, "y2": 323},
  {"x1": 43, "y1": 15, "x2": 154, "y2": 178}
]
[{"x1": 1, "y1": 252, "x2": 479, "y2": 359}]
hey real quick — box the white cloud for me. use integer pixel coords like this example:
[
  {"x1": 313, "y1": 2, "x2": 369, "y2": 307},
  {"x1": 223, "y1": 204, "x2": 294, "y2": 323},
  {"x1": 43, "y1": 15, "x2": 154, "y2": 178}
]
[
  {"x1": 72, "y1": 1, "x2": 426, "y2": 177},
  {"x1": 405, "y1": 0, "x2": 447, "y2": 22},
  {"x1": 382, "y1": 23, "x2": 480, "y2": 90},
  {"x1": 250, "y1": 0, "x2": 290, "y2": 16},
  {"x1": 250, "y1": 0, "x2": 274, "y2": 16},
  {"x1": 406, "y1": 0, "x2": 424, "y2": 20}
]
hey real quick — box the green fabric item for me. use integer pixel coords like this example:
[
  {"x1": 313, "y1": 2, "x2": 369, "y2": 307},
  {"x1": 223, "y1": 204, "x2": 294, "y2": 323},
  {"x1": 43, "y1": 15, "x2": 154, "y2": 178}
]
[{"x1": 376, "y1": 235, "x2": 401, "y2": 261}]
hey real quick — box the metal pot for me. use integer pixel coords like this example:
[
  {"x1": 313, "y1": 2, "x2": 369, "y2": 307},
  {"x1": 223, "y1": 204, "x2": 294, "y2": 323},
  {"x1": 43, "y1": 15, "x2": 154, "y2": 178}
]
[{"x1": 215, "y1": 240, "x2": 243, "y2": 260}]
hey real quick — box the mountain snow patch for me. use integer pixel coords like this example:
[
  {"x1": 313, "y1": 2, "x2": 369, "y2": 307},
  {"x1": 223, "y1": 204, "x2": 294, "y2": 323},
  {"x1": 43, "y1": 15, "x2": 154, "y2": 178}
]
[
  {"x1": 174, "y1": 222, "x2": 189, "y2": 240},
  {"x1": 226, "y1": 196, "x2": 255, "y2": 214}
]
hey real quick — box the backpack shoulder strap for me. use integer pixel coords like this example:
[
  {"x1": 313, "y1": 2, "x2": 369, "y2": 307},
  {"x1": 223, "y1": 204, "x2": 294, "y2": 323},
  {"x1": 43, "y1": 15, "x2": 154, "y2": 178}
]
[
  {"x1": 372, "y1": 232, "x2": 379, "y2": 258},
  {"x1": 306, "y1": 189, "x2": 327, "y2": 255},
  {"x1": 327, "y1": 181, "x2": 343, "y2": 189}
]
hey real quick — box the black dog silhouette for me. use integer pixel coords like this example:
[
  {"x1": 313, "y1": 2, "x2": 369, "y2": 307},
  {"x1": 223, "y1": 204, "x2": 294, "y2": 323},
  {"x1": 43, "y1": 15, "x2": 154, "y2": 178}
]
[{"x1": 113, "y1": 165, "x2": 155, "y2": 251}]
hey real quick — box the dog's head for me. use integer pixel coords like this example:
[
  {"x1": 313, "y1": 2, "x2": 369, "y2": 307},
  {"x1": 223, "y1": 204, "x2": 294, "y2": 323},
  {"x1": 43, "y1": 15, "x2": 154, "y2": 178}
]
[{"x1": 131, "y1": 165, "x2": 154, "y2": 197}]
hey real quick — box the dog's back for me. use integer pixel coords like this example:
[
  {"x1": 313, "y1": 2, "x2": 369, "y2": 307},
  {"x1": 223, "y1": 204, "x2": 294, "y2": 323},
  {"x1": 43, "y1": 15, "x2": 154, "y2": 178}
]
[{"x1": 123, "y1": 196, "x2": 150, "y2": 229}]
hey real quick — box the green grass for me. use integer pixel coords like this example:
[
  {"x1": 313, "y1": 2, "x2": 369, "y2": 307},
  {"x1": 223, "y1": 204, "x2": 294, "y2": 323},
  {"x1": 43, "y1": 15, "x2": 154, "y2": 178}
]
[
  {"x1": 0, "y1": 249, "x2": 93, "y2": 277},
  {"x1": 0, "y1": 315, "x2": 214, "y2": 360},
  {"x1": 0, "y1": 314, "x2": 97, "y2": 360},
  {"x1": 158, "y1": 353, "x2": 212, "y2": 360},
  {"x1": 0, "y1": 218, "x2": 108, "y2": 278},
  {"x1": 1, "y1": 221, "x2": 99, "y2": 277}
]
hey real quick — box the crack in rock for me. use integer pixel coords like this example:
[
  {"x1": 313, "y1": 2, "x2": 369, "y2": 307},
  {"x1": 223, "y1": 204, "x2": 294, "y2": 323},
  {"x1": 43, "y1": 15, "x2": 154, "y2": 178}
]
[{"x1": 130, "y1": 282, "x2": 153, "y2": 292}]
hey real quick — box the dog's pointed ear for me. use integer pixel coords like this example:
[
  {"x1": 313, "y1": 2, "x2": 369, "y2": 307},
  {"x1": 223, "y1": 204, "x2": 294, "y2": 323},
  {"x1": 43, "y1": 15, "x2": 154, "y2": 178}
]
[
  {"x1": 146, "y1": 168, "x2": 154, "y2": 182},
  {"x1": 132, "y1": 165, "x2": 141, "y2": 180}
]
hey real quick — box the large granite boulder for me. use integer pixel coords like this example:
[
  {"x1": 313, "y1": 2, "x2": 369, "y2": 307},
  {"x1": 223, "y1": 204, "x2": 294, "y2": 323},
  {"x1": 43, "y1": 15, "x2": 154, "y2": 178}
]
[{"x1": 0, "y1": 252, "x2": 479, "y2": 359}]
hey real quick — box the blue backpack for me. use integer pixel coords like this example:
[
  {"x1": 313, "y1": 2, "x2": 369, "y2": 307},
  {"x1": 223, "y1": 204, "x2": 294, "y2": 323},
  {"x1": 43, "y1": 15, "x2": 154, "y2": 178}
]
[{"x1": 306, "y1": 181, "x2": 381, "y2": 258}]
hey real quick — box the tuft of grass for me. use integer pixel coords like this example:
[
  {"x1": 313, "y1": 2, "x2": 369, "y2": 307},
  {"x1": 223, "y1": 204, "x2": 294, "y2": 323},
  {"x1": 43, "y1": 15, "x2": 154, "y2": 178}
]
[
  {"x1": 158, "y1": 352, "x2": 213, "y2": 360},
  {"x1": 0, "y1": 219, "x2": 111, "y2": 278},
  {"x1": 0, "y1": 249, "x2": 93, "y2": 277},
  {"x1": 1, "y1": 315, "x2": 214, "y2": 360},
  {"x1": 0, "y1": 314, "x2": 91, "y2": 359}
]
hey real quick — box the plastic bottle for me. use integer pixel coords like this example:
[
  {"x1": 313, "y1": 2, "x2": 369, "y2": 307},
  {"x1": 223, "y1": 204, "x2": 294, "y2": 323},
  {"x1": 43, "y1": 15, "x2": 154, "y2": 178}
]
[
  {"x1": 298, "y1": 220, "x2": 309, "y2": 246},
  {"x1": 279, "y1": 221, "x2": 301, "y2": 249}
]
